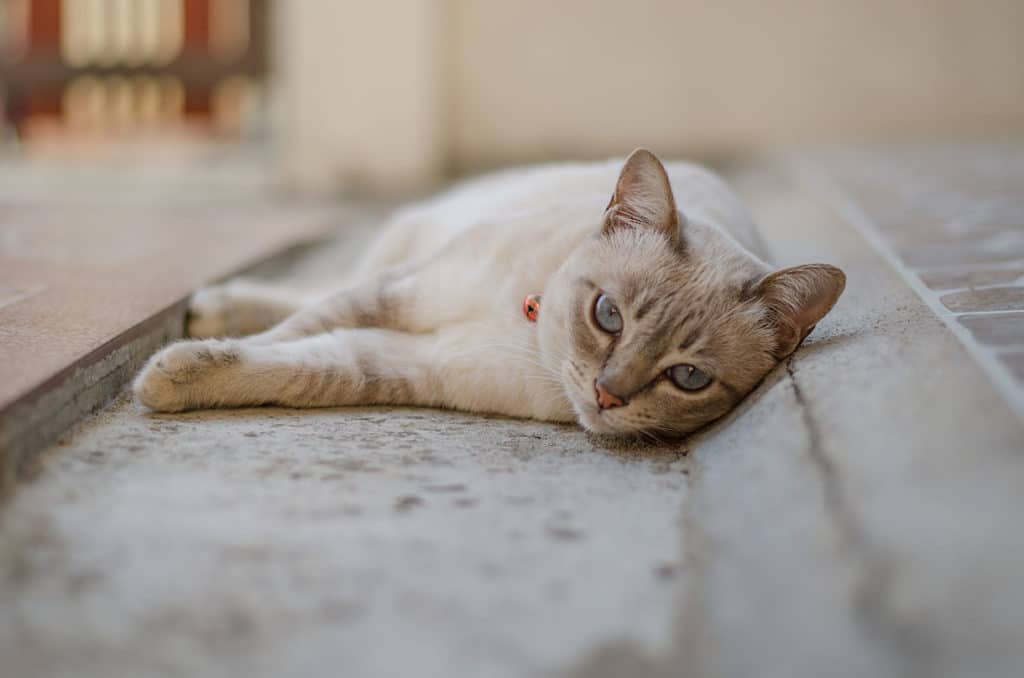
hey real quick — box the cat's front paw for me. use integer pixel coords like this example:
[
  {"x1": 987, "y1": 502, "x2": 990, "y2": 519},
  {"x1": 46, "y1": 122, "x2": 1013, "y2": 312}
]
[{"x1": 133, "y1": 341, "x2": 241, "y2": 412}]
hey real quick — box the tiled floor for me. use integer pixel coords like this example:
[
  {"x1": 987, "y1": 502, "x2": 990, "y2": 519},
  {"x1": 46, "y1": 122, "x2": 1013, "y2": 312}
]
[{"x1": 800, "y1": 143, "x2": 1024, "y2": 413}]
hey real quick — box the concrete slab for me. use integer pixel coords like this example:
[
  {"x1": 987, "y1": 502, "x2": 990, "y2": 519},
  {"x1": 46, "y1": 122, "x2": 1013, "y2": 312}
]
[
  {"x1": 1, "y1": 399, "x2": 689, "y2": 678},
  {"x1": 2, "y1": 153, "x2": 1024, "y2": 678},
  {"x1": 668, "y1": 162, "x2": 1024, "y2": 678},
  {"x1": 0, "y1": 155, "x2": 357, "y2": 493}
]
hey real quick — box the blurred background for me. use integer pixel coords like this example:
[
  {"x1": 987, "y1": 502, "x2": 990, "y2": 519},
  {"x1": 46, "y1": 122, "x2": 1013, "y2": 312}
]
[
  {"x1": 1, "y1": 0, "x2": 1023, "y2": 192},
  {"x1": 0, "y1": 0, "x2": 267, "y2": 158}
]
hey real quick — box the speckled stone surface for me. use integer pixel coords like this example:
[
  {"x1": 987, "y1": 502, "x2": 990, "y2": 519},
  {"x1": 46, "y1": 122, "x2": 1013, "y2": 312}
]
[{"x1": 1, "y1": 398, "x2": 688, "y2": 678}]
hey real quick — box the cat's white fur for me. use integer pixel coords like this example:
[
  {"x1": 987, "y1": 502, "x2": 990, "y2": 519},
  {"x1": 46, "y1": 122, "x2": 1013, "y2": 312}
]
[{"x1": 135, "y1": 151, "x2": 844, "y2": 436}]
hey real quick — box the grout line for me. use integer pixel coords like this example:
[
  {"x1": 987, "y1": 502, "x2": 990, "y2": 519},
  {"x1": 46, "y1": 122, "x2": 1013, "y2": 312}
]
[
  {"x1": 938, "y1": 309, "x2": 1024, "y2": 318},
  {"x1": 787, "y1": 155, "x2": 1024, "y2": 425},
  {"x1": 928, "y1": 283, "x2": 1024, "y2": 295},
  {"x1": 914, "y1": 260, "x2": 1024, "y2": 273}
]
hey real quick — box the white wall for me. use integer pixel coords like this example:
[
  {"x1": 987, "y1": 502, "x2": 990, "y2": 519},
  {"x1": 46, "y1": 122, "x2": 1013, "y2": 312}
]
[
  {"x1": 450, "y1": 0, "x2": 1024, "y2": 167},
  {"x1": 278, "y1": 0, "x2": 1024, "y2": 192},
  {"x1": 276, "y1": 0, "x2": 444, "y2": 193}
]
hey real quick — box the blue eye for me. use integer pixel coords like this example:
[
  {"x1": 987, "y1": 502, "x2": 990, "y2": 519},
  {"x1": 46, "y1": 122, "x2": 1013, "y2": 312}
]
[
  {"x1": 668, "y1": 364, "x2": 712, "y2": 391},
  {"x1": 593, "y1": 294, "x2": 623, "y2": 334}
]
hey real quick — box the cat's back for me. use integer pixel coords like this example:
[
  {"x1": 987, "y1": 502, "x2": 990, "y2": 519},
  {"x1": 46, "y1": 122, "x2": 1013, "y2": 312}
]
[{"x1": 381, "y1": 156, "x2": 765, "y2": 265}]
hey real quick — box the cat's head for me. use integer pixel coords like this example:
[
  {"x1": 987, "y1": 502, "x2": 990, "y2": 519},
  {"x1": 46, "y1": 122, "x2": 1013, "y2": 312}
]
[{"x1": 538, "y1": 149, "x2": 845, "y2": 436}]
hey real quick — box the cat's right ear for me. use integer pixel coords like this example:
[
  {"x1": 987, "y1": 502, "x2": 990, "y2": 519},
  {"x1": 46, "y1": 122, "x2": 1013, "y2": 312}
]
[
  {"x1": 756, "y1": 263, "x2": 846, "y2": 358},
  {"x1": 602, "y1": 148, "x2": 680, "y2": 244}
]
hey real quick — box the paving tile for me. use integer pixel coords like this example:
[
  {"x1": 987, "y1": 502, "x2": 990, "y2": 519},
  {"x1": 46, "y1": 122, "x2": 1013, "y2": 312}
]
[
  {"x1": 809, "y1": 143, "x2": 1024, "y2": 413},
  {"x1": 957, "y1": 313, "x2": 1024, "y2": 346},
  {"x1": 940, "y1": 287, "x2": 1024, "y2": 313},
  {"x1": 919, "y1": 266, "x2": 1024, "y2": 291},
  {"x1": 898, "y1": 230, "x2": 1024, "y2": 268},
  {"x1": 888, "y1": 222, "x2": 1015, "y2": 248}
]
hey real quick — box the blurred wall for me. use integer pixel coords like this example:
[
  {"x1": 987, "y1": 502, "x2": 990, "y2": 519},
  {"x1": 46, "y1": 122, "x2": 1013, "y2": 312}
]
[
  {"x1": 275, "y1": 1, "x2": 444, "y2": 193},
  {"x1": 278, "y1": 0, "x2": 1024, "y2": 192}
]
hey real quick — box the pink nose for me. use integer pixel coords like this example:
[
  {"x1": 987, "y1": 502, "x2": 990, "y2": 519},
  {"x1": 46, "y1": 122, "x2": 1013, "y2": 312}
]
[{"x1": 595, "y1": 380, "x2": 626, "y2": 410}]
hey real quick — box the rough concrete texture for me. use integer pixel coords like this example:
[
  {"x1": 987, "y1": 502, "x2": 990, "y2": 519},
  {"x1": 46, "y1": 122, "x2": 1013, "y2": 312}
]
[
  {"x1": 3, "y1": 157, "x2": 1024, "y2": 678},
  {"x1": 679, "y1": 163, "x2": 1024, "y2": 678},
  {"x1": 1, "y1": 402, "x2": 687, "y2": 678}
]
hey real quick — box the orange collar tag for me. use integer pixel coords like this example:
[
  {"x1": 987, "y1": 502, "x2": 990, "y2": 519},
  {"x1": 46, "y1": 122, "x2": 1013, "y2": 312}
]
[{"x1": 522, "y1": 293, "x2": 542, "y2": 322}]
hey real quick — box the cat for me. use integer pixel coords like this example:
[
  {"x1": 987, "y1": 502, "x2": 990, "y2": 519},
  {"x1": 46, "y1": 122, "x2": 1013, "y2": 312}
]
[{"x1": 134, "y1": 149, "x2": 845, "y2": 436}]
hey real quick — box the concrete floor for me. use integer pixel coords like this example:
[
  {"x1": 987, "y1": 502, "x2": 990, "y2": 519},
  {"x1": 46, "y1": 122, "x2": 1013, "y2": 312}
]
[
  {"x1": 2, "y1": 151, "x2": 1024, "y2": 678},
  {"x1": 1, "y1": 400, "x2": 688, "y2": 678}
]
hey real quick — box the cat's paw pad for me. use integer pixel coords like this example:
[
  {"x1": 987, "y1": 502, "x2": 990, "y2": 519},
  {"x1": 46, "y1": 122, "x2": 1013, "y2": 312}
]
[{"x1": 134, "y1": 341, "x2": 240, "y2": 412}]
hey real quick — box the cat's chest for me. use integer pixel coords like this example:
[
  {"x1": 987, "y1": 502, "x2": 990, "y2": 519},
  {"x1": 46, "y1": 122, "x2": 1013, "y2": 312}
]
[{"x1": 434, "y1": 315, "x2": 574, "y2": 422}]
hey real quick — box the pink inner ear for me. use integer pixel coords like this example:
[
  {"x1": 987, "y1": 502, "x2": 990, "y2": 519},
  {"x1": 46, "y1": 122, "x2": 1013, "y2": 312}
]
[
  {"x1": 602, "y1": 149, "x2": 679, "y2": 241},
  {"x1": 759, "y1": 264, "x2": 846, "y2": 357},
  {"x1": 791, "y1": 294, "x2": 837, "y2": 333}
]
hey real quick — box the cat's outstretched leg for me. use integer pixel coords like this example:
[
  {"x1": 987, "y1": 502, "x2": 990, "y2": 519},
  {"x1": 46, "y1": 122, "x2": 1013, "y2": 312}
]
[
  {"x1": 187, "y1": 280, "x2": 312, "y2": 338},
  {"x1": 134, "y1": 330, "x2": 445, "y2": 413},
  {"x1": 245, "y1": 260, "x2": 466, "y2": 344},
  {"x1": 133, "y1": 327, "x2": 575, "y2": 421},
  {"x1": 184, "y1": 213, "x2": 428, "y2": 340}
]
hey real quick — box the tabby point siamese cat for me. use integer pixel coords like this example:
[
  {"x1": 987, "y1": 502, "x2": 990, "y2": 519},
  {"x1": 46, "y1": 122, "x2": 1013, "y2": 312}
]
[{"x1": 135, "y1": 149, "x2": 845, "y2": 436}]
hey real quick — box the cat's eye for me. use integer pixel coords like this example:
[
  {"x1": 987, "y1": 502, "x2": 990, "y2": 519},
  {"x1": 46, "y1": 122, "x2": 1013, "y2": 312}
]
[
  {"x1": 668, "y1": 364, "x2": 712, "y2": 392},
  {"x1": 593, "y1": 293, "x2": 623, "y2": 334}
]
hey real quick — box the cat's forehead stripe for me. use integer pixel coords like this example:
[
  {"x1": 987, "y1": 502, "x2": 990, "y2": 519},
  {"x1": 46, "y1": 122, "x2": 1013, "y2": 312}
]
[
  {"x1": 679, "y1": 327, "x2": 701, "y2": 350},
  {"x1": 648, "y1": 293, "x2": 684, "y2": 332}
]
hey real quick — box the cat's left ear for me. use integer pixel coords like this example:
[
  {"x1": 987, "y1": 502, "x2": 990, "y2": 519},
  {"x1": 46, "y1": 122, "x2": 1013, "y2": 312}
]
[
  {"x1": 757, "y1": 264, "x2": 846, "y2": 358},
  {"x1": 602, "y1": 148, "x2": 680, "y2": 244}
]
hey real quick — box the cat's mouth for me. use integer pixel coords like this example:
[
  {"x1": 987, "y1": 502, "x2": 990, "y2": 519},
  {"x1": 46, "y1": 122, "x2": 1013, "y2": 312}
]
[
  {"x1": 577, "y1": 407, "x2": 622, "y2": 434},
  {"x1": 571, "y1": 394, "x2": 633, "y2": 434}
]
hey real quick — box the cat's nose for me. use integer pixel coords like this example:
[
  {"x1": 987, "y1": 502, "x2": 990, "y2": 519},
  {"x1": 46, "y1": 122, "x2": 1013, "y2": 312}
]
[{"x1": 594, "y1": 379, "x2": 627, "y2": 410}]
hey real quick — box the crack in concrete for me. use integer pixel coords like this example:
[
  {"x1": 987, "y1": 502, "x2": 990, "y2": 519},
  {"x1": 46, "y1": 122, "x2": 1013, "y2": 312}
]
[{"x1": 786, "y1": 358, "x2": 933, "y2": 678}]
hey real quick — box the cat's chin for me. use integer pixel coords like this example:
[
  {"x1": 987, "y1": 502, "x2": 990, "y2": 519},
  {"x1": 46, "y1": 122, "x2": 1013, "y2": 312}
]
[{"x1": 575, "y1": 405, "x2": 628, "y2": 435}]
